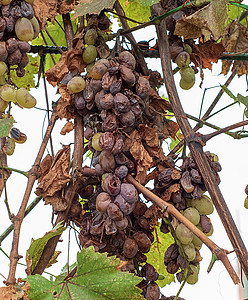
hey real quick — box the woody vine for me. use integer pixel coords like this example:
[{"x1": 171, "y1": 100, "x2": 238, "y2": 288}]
[{"x1": 0, "y1": 0, "x2": 248, "y2": 299}]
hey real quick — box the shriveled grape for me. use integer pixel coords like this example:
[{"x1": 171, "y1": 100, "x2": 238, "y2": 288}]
[{"x1": 123, "y1": 238, "x2": 138, "y2": 258}]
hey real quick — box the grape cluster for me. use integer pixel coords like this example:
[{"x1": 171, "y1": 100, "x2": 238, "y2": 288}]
[
  {"x1": 0, "y1": 0, "x2": 39, "y2": 78},
  {"x1": 155, "y1": 152, "x2": 221, "y2": 284},
  {"x1": 169, "y1": 40, "x2": 196, "y2": 90}
]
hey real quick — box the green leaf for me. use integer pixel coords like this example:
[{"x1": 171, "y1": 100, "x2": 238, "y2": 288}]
[
  {"x1": 26, "y1": 246, "x2": 144, "y2": 300},
  {"x1": 31, "y1": 15, "x2": 77, "y2": 72},
  {"x1": 227, "y1": 4, "x2": 245, "y2": 25},
  {"x1": 0, "y1": 115, "x2": 15, "y2": 138},
  {"x1": 118, "y1": 0, "x2": 151, "y2": 27},
  {"x1": 237, "y1": 94, "x2": 248, "y2": 107},
  {"x1": 137, "y1": 0, "x2": 160, "y2": 6},
  {"x1": 145, "y1": 228, "x2": 175, "y2": 287},
  {"x1": 221, "y1": 85, "x2": 237, "y2": 101},
  {"x1": 26, "y1": 222, "x2": 66, "y2": 273},
  {"x1": 10, "y1": 55, "x2": 39, "y2": 91},
  {"x1": 74, "y1": 0, "x2": 115, "y2": 17}
]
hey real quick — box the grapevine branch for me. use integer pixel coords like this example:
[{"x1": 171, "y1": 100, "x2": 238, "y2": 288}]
[
  {"x1": 6, "y1": 108, "x2": 58, "y2": 285},
  {"x1": 31, "y1": 13, "x2": 85, "y2": 276},
  {"x1": 127, "y1": 175, "x2": 240, "y2": 284},
  {"x1": 152, "y1": 2, "x2": 248, "y2": 280}
]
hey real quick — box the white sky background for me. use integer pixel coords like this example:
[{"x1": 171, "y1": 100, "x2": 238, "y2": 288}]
[{"x1": 1, "y1": 20, "x2": 248, "y2": 300}]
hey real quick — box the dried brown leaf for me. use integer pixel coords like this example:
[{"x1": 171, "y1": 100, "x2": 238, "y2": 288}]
[
  {"x1": 138, "y1": 124, "x2": 159, "y2": 148},
  {"x1": 0, "y1": 286, "x2": 29, "y2": 300},
  {"x1": 38, "y1": 154, "x2": 53, "y2": 183},
  {"x1": 33, "y1": 0, "x2": 57, "y2": 29},
  {"x1": 57, "y1": 86, "x2": 74, "y2": 120},
  {"x1": 36, "y1": 146, "x2": 71, "y2": 199},
  {"x1": 222, "y1": 21, "x2": 248, "y2": 75},
  {"x1": 191, "y1": 41, "x2": 225, "y2": 70},
  {"x1": 58, "y1": 0, "x2": 75, "y2": 14},
  {"x1": 129, "y1": 130, "x2": 153, "y2": 184},
  {"x1": 60, "y1": 121, "x2": 74, "y2": 135},
  {"x1": 174, "y1": 0, "x2": 228, "y2": 41},
  {"x1": 45, "y1": 53, "x2": 69, "y2": 87}
]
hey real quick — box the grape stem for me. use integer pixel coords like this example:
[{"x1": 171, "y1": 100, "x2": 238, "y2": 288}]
[
  {"x1": 202, "y1": 119, "x2": 248, "y2": 142},
  {"x1": 153, "y1": 1, "x2": 248, "y2": 282},
  {"x1": 3, "y1": 167, "x2": 28, "y2": 178},
  {"x1": 127, "y1": 174, "x2": 240, "y2": 284},
  {"x1": 5, "y1": 109, "x2": 58, "y2": 285}
]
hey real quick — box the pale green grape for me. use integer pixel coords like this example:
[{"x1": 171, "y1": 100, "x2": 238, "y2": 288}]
[
  {"x1": 15, "y1": 18, "x2": 34, "y2": 42},
  {"x1": 182, "y1": 243, "x2": 196, "y2": 261},
  {"x1": 0, "y1": 97, "x2": 8, "y2": 112},
  {"x1": 185, "y1": 264, "x2": 199, "y2": 284},
  {"x1": 83, "y1": 45, "x2": 98, "y2": 64},
  {"x1": 181, "y1": 67, "x2": 195, "y2": 84},
  {"x1": 191, "y1": 195, "x2": 214, "y2": 215},
  {"x1": 30, "y1": 17, "x2": 40, "y2": 39},
  {"x1": 179, "y1": 78, "x2": 195, "y2": 90},
  {"x1": 16, "y1": 88, "x2": 36, "y2": 108},
  {"x1": 0, "y1": 85, "x2": 16, "y2": 102},
  {"x1": 4, "y1": 137, "x2": 15, "y2": 156},
  {"x1": 244, "y1": 196, "x2": 248, "y2": 209},
  {"x1": 67, "y1": 76, "x2": 86, "y2": 93},
  {"x1": 92, "y1": 132, "x2": 102, "y2": 151},
  {"x1": 0, "y1": 75, "x2": 6, "y2": 85},
  {"x1": 192, "y1": 233, "x2": 203, "y2": 250},
  {"x1": 175, "y1": 51, "x2": 190, "y2": 68},
  {"x1": 183, "y1": 207, "x2": 200, "y2": 225},
  {"x1": 84, "y1": 29, "x2": 98, "y2": 45},
  {"x1": 0, "y1": 62, "x2": 8, "y2": 76},
  {"x1": 175, "y1": 223, "x2": 193, "y2": 245}
]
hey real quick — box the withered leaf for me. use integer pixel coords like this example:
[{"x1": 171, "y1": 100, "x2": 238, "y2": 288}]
[
  {"x1": 174, "y1": 0, "x2": 228, "y2": 41},
  {"x1": 0, "y1": 286, "x2": 27, "y2": 300},
  {"x1": 33, "y1": 0, "x2": 57, "y2": 29},
  {"x1": 36, "y1": 146, "x2": 71, "y2": 199},
  {"x1": 44, "y1": 190, "x2": 68, "y2": 211},
  {"x1": 129, "y1": 130, "x2": 153, "y2": 184},
  {"x1": 45, "y1": 53, "x2": 69, "y2": 87},
  {"x1": 222, "y1": 21, "x2": 248, "y2": 75},
  {"x1": 74, "y1": 0, "x2": 115, "y2": 18},
  {"x1": 56, "y1": 86, "x2": 74, "y2": 120},
  {"x1": 38, "y1": 154, "x2": 53, "y2": 183},
  {"x1": 138, "y1": 124, "x2": 159, "y2": 148},
  {"x1": 166, "y1": 120, "x2": 179, "y2": 140},
  {"x1": 60, "y1": 121, "x2": 74, "y2": 135},
  {"x1": 58, "y1": 0, "x2": 75, "y2": 15},
  {"x1": 191, "y1": 41, "x2": 225, "y2": 70}
]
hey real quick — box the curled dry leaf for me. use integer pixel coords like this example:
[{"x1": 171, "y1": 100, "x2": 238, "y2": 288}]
[
  {"x1": 191, "y1": 41, "x2": 225, "y2": 70},
  {"x1": 38, "y1": 154, "x2": 53, "y2": 183},
  {"x1": 57, "y1": 86, "x2": 74, "y2": 120},
  {"x1": 174, "y1": 0, "x2": 228, "y2": 41},
  {"x1": 128, "y1": 130, "x2": 153, "y2": 184},
  {"x1": 0, "y1": 286, "x2": 29, "y2": 300},
  {"x1": 60, "y1": 121, "x2": 74, "y2": 135},
  {"x1": 33, "y1": 0, "x2": 57, "y2": 29},
  {"x1": 138, "y1": 124, "x2": 159, "y2": 148},
  {"x1": 58, "y1": 0, "x2": 75, "y2": 15},
  {"x1": 36, "y1": 146, "x2": 71, "y2": 211},
  {"x1": 222, "y1": 21, "x2": 248, "y2": 75},
  {"x1": 45, "y1": 53, "x2": 69, "y2": 87}
]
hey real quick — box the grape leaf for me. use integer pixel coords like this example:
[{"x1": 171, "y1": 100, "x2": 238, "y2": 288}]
[
  {"x1": 10, "y1": 55, "x2": 39, "y2": 91},
  {"x1": 74, "y1": 0, "x2": 115, "y2": 17},
  {"x1": 26, "y1": 222, "x2": 66, "y2": 275},
  {"x1": 0, "y1": 115, "x2": 15, "y2": 138},
  {"x1": 137, "y1": 0, "x2": 160, "y2": 6},
  {"x1": 26, "y1": 246, "x2": 144, "y2": 300},
  {"x1": 237, "y1": 94, "x2": 248, "y2": 107},
  {"x1": 118, "y1": 0, "x2": 151, "y2": 27},
  {"x1": 31, "y1": 15, "x2": 77, "y2": 72},
  {"x1": 145, "y1": 229, "x2": 175, "y2": 287}
]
